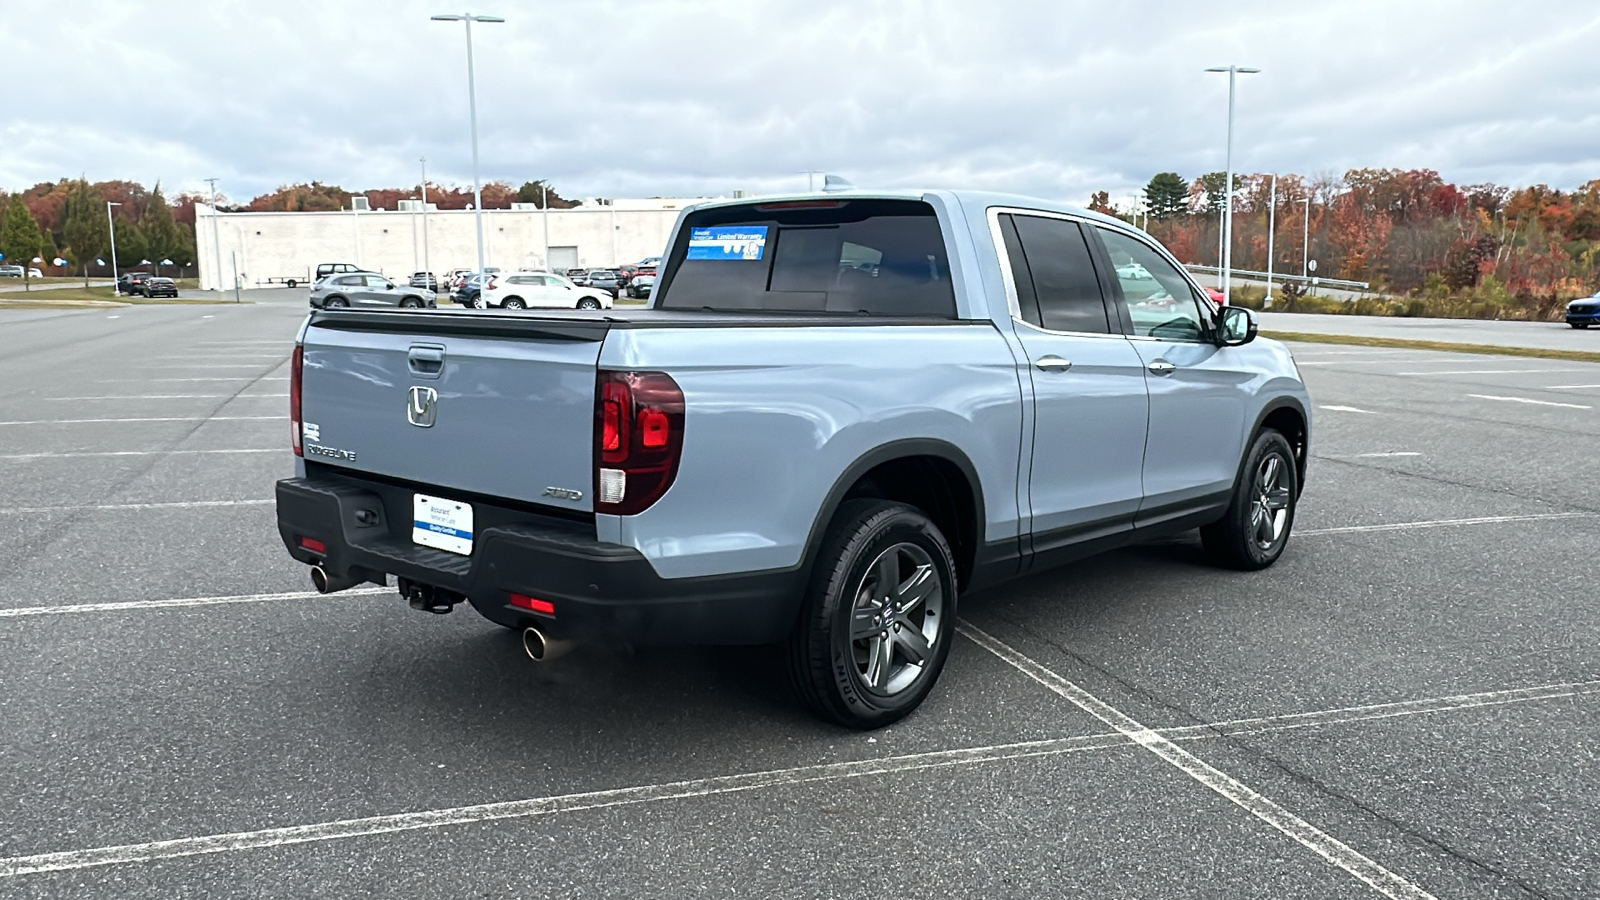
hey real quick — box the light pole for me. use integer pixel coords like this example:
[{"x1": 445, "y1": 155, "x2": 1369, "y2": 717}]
[
  {"x1": 420, "y1": 157, "x2": 430, "y2": 279},
  {"x1": 1301, "y1": 197, "x2": 1311, "y2": 278},
  {"x1": 1204, "y1": 65, "x2": 1260, "y2": 303},
  {"x1": 1264, "y1": 174, "x2": 1276, "y2": 302},
  {"x1": 204, "y1": 177, "x2": 223, "y2": 292},
  {"x1": 432, "y1": 12, "x2": 505, "y2": 276},
  {"x1": 799, "y1": 170, "x2": 820, "y2": 192},
  {"x1": 106, "y1": 201, "x2": 122, "y2": 294}
]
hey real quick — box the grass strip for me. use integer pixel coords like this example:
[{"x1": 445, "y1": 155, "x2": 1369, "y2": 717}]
[
  {"x1": 0, "y1": 286, "x2": 236, "y2": 306},
  {"x1": 1262, "y1": 330, "x2": 1600, "y2": 364}
]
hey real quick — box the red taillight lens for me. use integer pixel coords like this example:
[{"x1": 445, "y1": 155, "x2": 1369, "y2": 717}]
[
  {"x1": 290, "y1": 344, "x2": 304, "y2": 457},
  {"x1": 299, "y1": 536, "x2": 325, "y2": 554},
  {"x1": 510, "y1": 593, "x2": 556, "y2": 615},
  {"x1": 594, "y1": 370, "x2": 684, "y2": 516}
]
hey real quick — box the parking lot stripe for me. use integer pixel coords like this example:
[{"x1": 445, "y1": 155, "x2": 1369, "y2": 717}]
[
  {"x1": 0, "y1": 416, "x2": 282, "y2": 426},
  {"x1": 1320, "y1": 405, "x2": 1375, "y2": 413},
  {"x1": 1545, "y1": 384, "x2": 1600, "y2": 390},
  {"x1": 957, "y1": 622, "x2": 1438, "y2": 900},
  {"x1": 1352, "y1": 452, "x2": 1421, "y2": 458},
  {"x1": 1298, "y1": 512, "x2": 1597, "y2": 536},
  {"x1": 0, "y1": 499, "x2": 272, "y2": 515},
  {"x1": 0, "y1": 587, "x2": 390, "y2": 618},
  {"x1": 107, "y1": 377, "x2": 290, "y2": 383},
  {"x1": 1466, "y1": 393, "x2": 1591, "y2": 409},
  {"x1": 1164, "y1": 679, "x2": 1600, "y2": 741},
  {"x1": 0, "y1": 733, "x2": 1133, "y2": 877},
  {"x1": 0, "y1": 449, "x2": 279, "y2": 460},
  {"x1": 1394, "y1": 369, "x2": 1588, "y2": 376}
]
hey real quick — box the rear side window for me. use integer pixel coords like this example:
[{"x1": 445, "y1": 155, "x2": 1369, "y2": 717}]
[
  {"x1": 1001, "y1": 214, "x2": 1111, "y2": 333},
  {"x1": 657, "y1": 199, "x2": 956, "y2": 317}
]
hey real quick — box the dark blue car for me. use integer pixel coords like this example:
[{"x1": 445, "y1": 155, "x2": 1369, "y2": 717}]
[{"x1": 1568, "y1": 293, "x2": 1600, "y2": 329}]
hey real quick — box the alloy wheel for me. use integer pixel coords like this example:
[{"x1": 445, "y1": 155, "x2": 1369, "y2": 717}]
[
  {"x1": 1250, "y1": 454, "x2": 1293, "y2": 551},
  {"x1": 848, "y1": 542, "x2": 944, "y2": 697}
]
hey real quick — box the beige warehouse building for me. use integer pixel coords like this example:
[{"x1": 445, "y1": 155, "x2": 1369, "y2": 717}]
[{"x1": 194, "y1": 198, "x2": 711, "y2": 290}]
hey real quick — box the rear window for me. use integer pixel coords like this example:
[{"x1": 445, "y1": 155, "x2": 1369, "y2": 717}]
[{"x1": 656, "y1": 199, "x2": 956, "y2": 317}]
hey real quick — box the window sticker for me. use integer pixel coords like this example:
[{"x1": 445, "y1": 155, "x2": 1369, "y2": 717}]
[{"x1": 687, "y1": 226, "x2": 769, "y2": 261}]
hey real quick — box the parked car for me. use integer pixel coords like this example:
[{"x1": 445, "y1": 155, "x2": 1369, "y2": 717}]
[
  {"x1": 143, "y1": 277, "x2": 179, "y2": 298},
  {"x1": 442, "y1": 268, "x2": 474, "y2": 290},
  {"x1": 117, "y1": 272, "x2": 158, "y2": 296},
  {"x1": 450, "y1": 273, "x2": 489, "y2": 307},
  {"x1": 565, "y1": 268, "x2": 590, "y2": 285},
  {"x1": 479, "y1": 272, "x2": 612, "y2": 310},
  {"x1": 0, "y1": 264, "x2": 23, "y2": 278},
  {"x1": 1204, "y1": 287, "x2": 1227, "y2": 308},
  {"x1": 308, "y1": 273, "x2": 436, "y2": 309},
  {"x1": 315, "y1": 263, "x2": 364, "y2": 282},
  {"x1": 626, "y1": 271, "x2": 655, "y2": 299},
  {"x1": 276, "y1": 190, "x2": 1309, "y2": 728},
  {"x1": 585, "y1": 269, "x2": 623, "y2": 298},
  {"x1": 1568, "y1": 291, "x2": 1600, "y2": 328},
  {"x1": 409, "y1": 272, "x2": 439, "y2": 291}
]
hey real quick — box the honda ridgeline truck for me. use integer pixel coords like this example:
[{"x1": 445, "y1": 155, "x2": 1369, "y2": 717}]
[{"x1": 276, "y1": 191, "x2": 1311, "y2": 728}]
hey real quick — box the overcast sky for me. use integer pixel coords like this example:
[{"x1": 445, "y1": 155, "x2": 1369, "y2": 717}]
[{"x1": 4, "y1": 0, "x2": 1597, "y2": 205}]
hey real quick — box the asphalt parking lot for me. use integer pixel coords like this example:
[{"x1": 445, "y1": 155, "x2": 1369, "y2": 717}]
[{"x1": 2, "y1": 295, "x2": 1598, "y2": 898}]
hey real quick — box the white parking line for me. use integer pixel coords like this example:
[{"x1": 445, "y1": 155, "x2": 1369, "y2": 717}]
[
  {"x1": 958, "y1": 622, "x2": 1437, "y2": 900},
  {"x1": 149, "y1": 365, "x2": 282, "y2": 370},
  {"x1": 0, "y1": 499, "x2": 272, "y2": 515},
  {"x1": 1394, "y1": 369, "x2": 1588, "y2": 376},
  {"x1": 42, "y1": 395, "x2": 247, "y2": 401},
  {"x1": 1319, "y1": 405, "x2": 1374, "y2": 414},
  {"x1": 1, "y1": 667, "x2": 1590, "y2": 881},
  {"x1": 1545, "y1": 384, "x2": 1600, "y2": 390},
  {"x1": 1298, "y1": 512, "x2": 1597, "y2": 536},
  {"x1": 0, "y1": 587, "x2": 389, "y2": 618},
  {"x1": 0, "y1": 416, "x2": 282, "y2": 426},
  {"x1": 109, "y1": 377, "x2": 290, "y2": 383},
  {"x1": 0, "y1": 449, "x2": 279, "y2": 460},
  {"x1": 1466, "y1": 394, "x2": 1591, "y2": 409},
  {"x1": 1352, "y1": 452, "x2": 1420, "y2": 458}
]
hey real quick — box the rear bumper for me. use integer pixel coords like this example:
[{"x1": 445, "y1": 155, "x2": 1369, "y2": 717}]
[{"x1": 275, "y1": 475, "x2": 803, "y2": 645}]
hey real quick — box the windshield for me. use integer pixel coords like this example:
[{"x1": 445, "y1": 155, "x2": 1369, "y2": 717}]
[{"x1": 656, "y1": 198, "x2": 955, "y2": 317}]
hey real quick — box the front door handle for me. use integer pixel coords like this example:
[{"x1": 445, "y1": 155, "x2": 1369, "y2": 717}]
[
  {"x1": 1147, "y1": 360, "x2": 1177, "y2": 376},
  {"x1": 1034, "y1": 356, "x2": 1072, "y2": 372}
]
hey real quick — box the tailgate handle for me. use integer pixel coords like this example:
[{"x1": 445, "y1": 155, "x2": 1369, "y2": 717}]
[{"x1": 408, "y1": 344, "x2": 445, "y2": 378}]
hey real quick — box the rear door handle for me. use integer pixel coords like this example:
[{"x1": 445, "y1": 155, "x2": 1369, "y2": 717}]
[
  {"x1": 407, "y1": 344, "x2": 445, "y2": 378},
  {"x1": 1034, "y1": 356, "x2": 1072, "y2": 372},
  {"x1": 1147, "y1": 360, "x2": 1177, "y2": 376}
]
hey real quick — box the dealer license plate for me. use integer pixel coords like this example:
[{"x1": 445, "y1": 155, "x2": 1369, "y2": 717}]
[{"x1": 412, "y1": 493, "x2": 474, "y2": 556}]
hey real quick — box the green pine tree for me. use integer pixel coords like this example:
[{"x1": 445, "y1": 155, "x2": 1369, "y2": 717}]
[
  {"x1": 62, "y1": 179, "x2": 110, "y2": 285},
  {"x1": 1143, "y1": 173, "x2": 1189, "y2": 220},
  {"x1": 0, "y1": 196, "x2": 47, "y2": 290},
  {"x1": 140, "y1": 185, "x2": 190, "y2": 271}
]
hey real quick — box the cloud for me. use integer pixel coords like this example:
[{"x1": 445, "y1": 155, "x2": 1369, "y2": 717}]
[{"x1": 4, "y1": 0, "x2": 1598, "y2": 205}]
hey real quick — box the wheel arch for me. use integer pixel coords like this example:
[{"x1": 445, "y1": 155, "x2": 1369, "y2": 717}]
[
  {"x1": 803, "y1": 439, "x2": 985, "y2": 591},
  {"x1": 1252, "y1": 397, "x2": 1309, "y2": 489}
]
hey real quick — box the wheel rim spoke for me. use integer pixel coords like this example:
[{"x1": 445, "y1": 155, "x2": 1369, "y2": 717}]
[
  {"x1": 865, "y1": 635, "x2": 893, "y2": 688},
  {"x1": 893, "y1": 563, "x2": 935, "y2": 614},
  {"x1": 850, "y1": 605, "x2": 882, "y2": 641},
  {"x1": 849, "y1": 541, "x2": 943, "y2": 697},
  {"x1": 896, "y1": 627, "x2": 931, "y2": 664},
  {"x1": 1265, "y1": 487, "x2": 1292, "y2": 511}
]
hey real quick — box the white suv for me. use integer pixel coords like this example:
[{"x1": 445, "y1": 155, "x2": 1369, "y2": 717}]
[{"x1": 480, "y1": 272, "x2": 613, "y2": 310}]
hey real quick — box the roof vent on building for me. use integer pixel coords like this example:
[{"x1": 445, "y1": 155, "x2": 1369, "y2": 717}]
[
  {"x1": 350, "y1": 196, "x2": 370, "y2": 211},
  {"x1": 511, "y1": 202, "x2": 540, "y2": 211}
]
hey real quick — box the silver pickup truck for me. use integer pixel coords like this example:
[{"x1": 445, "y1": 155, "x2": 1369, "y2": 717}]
[{"x1": 276, "y1": 191, "x2": 1310, "y2": 728}]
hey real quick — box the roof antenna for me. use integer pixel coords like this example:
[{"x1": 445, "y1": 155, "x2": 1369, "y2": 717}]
[{"x1": 821, "y1": 174, "x2": 855, "y2": 193}]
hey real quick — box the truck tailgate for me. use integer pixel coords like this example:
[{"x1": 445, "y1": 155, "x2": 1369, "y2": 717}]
[{"x1": 299, "y1": 312, "x2": 605, "y2": 510}]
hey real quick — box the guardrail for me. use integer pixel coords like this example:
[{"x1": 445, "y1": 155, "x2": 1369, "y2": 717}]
[{"x1": 1184, "y1": 264, "x2": 1370, "y2": 291}]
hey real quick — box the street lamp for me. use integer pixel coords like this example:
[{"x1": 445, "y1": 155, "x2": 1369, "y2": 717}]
[
  {"x1": 1204, "y1": 65, "x2": 1260, "y2": 304},
  {"x1": 1301, "y1": 197, "x2": 1312, "y2": 278},
  {"x1": 204, "y1": 177, "x2": 223, "y2": 292},
  {"x1": 432, "y1": 12, "x2": 505, "y2": 276},
  {"x1": 106, "y1": 201, "x2": 122, "y2": 294}
]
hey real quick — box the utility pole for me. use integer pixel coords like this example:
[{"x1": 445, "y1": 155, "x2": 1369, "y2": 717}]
[
  {"x1": 106, "y1": 201, "x2": 122, "y2": 294},
  {"x1": 204, "y1": 177, "x2": 223, "y2": 292},
  {"x1": 432, "y1": 12, "x2": 505, "y2": 276},
  {"x1": 542, "y1": 183, "x2": 549, "y2": 270},
  {"x1": 1301, "y1": 197, "x2": 1311, "y2": 278}
]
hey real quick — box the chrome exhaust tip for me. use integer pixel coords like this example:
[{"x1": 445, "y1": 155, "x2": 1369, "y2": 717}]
[
  {"x1": 310, "y1": 565, "x2": 359, "y2": 595},
  {"x1": 522, "y1": 627, "x2": 573, "y2": 663}
]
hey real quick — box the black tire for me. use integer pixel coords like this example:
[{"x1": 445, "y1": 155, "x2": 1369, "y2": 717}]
[
  {"x1": 1201, "y1": 429, "x2": 1298, "y2": 571},
  {"x1": 399, "y1": 297, "x2": 422, "y2": 308},
  {"x1": 577, "y1": 298, "x2": 601, "y2": 310},
  {"x1": 324, "y1": 296, "x2": 349, "y2": 308},
  {"x1": 286, "y1": 279, "x2": 298, "y2": 288},
  {"x1": 503, "y1": 297, "x2": 527, "y2": 310},
  {"x1": 787, "y1": 499, "x2": 957, "y2": 729},
  {"x1": 1573, "y1": 323, "x2": 1589, "y2": 329}
]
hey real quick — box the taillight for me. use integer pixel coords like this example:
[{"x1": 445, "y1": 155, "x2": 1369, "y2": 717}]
[
  {"x1": 486, "y1": 277, "x2": 498, "y2": 290},
  {"x1": 290, "y1": 344, "x2": 304, "y2": 457},
  {"x1": 593, "y1": 370, "x2": 684, "y2": 516}
]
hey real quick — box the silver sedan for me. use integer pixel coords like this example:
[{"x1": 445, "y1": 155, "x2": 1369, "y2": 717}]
[{"x1": 310, "y1": 273, "x2": 437, "y2": 309}]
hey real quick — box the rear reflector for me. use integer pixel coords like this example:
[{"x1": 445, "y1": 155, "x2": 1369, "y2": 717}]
[
  {"x1": 510, "y1": 593, "x2": 556, "y2": 615},
  {"x1": 299, "y1": 536, "x2": 326, "y2": 554}
]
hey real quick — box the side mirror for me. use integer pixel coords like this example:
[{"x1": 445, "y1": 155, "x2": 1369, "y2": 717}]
[{"x1": 1216, "y1": 305, "x2": 1258, "y2": 347}]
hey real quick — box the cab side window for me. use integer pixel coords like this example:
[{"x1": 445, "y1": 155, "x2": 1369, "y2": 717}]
[
  {"x1": 1000, "y1": 214, "x2": 1111, "y2": 333},
  {"x1": 1095, "y1": 227, "x2": 1210, "y2": 342}
]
